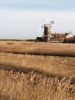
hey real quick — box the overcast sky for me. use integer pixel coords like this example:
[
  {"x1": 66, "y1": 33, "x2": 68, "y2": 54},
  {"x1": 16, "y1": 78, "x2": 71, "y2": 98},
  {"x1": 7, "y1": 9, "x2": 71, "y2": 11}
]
[{"x1": 0, "y1": 0, "x2": 75, "y2": 39}]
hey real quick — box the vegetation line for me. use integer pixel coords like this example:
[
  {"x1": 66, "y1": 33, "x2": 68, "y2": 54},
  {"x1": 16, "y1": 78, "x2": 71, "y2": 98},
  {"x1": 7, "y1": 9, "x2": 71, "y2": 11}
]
[{"x1": 0, "y1": 51, "x2": 75, "y2": 57}]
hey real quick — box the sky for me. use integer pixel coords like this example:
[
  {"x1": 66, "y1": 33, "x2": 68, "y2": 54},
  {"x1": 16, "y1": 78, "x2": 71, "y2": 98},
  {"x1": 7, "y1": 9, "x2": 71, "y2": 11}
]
[{"x1": 0, "y1": 0, "x2": 75, "y2": 39}]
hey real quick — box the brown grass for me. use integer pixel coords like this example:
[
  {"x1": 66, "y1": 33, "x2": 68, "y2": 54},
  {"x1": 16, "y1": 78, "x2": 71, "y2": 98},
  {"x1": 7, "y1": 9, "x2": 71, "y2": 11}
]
[
  {"x1": 0, "y1": 53, "x2": 75, "y2": 80},
  {"x1": 0, "y1": 41, "x2": 75, "y2": 100},
  {"x1": 0, "y1": 69, "x2": 75, "y2": 100},
  {"x1": 0, "y1": 41, "x2": 75, "y2": 56}
]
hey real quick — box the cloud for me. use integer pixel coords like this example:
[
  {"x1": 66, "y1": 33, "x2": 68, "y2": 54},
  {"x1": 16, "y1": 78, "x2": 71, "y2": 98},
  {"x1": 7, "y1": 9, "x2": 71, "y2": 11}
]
[{"x1": 0, "y1": 10, "x2": 75, "y2": 39}]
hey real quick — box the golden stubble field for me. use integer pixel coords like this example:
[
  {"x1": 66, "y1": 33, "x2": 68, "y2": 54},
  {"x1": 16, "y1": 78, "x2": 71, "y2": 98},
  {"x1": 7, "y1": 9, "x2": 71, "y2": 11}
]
[{"x1": 0, "y1": 41, "x2": 75, "y2": 100}]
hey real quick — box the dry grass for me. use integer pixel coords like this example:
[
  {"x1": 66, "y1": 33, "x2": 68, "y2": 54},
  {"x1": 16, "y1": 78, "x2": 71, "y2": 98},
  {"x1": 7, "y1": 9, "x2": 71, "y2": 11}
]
[
  {"x1": 0, "y1": 41, "x2": 75, "y2": 100},
  {"x1": 0, "y1": 41, "x2": 75, "y2": 56},
  {"x1": 0, "y1": 52, "x2": 75, "y2": 80},
  {"x1": 0, "y1": 69, "x2": 75, "y2": 100}
]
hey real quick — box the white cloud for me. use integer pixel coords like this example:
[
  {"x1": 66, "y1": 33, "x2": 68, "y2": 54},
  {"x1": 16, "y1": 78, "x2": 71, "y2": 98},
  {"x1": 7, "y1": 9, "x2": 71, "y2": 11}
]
[{"x1": 0, "y1": 10, "x2": 75, "y2": 39}]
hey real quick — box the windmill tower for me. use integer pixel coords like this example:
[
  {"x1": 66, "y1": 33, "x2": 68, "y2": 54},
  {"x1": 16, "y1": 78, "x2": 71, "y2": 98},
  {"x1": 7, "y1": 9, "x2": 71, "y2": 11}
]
[{"x1": 43, "y1": 21, "x2": 54, "y2": 42}]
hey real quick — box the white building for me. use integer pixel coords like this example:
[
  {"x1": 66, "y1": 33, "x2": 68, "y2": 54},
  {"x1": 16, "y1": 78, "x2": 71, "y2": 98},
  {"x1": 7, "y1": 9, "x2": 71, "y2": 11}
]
[{"x1": 65, "y1": 32, "x2": 74, "y2": 39}]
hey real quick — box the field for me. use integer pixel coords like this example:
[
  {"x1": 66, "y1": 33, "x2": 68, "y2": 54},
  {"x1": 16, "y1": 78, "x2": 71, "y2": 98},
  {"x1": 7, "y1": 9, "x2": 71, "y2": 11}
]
[
  {"x1": 0, "y1": 41, "x2": 75, "y2": 100},
  {"x1": 0, "y1": 41, "x2": 75, "y2": 56},
  {"x1": 0, "y1": 69, "x2": 75, "y2": 100}
]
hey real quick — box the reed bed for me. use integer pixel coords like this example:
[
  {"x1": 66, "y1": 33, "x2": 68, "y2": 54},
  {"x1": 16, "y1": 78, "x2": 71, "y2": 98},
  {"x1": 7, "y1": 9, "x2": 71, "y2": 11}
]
[
  {"x1": 0, "y1": 52, "x2": 75, "y2": 80},
  {"x1": 0, "y1": 41, "x2": 75, "y2": 100},
  {"x1": 0, "y1": 69, "x2": 75, "y2": 100},
  {"x1": 0, "y1": 41, "x2": 75, "y2": 56}
]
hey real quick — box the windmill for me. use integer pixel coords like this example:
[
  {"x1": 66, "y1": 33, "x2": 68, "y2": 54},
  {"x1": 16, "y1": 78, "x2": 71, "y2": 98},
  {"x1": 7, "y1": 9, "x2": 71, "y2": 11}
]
[{"x1": 42, "y1": 21, "x2": 54, "y2": 41}]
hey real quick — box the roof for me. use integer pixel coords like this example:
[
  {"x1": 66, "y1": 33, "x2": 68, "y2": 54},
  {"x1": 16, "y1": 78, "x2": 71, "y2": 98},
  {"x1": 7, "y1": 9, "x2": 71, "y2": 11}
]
[
  {"x1": 51, "y1": 32, "x2": 74, "y2": 38},
  {"x1": 51, "y1": 33, "x2": 66, "y2": 38},
  {"x1": 65, "y1": 33, "x2": 69, "y2": 36}
]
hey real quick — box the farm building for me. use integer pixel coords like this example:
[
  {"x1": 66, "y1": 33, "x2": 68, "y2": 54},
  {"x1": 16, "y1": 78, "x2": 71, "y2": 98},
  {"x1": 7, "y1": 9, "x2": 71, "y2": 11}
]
[
  {"x1": 50, "y1": 32, "x2": 74, "y2": 42},
  {"x1": 50, "y1": 33, "x2": 66, "y2": 42},
  {"x1": 65, "y1": 32, "x2": 74, "y2": 39},
  {"x1": 36, "y1": 21, "x2": 74, "y2": 43}
]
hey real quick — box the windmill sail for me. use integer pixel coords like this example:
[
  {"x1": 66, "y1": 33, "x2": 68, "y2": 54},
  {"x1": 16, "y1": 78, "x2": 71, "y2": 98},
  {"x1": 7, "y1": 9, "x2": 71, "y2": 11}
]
[{"x1": 50, "y1": 21, "x2": 54, "y2": 24}]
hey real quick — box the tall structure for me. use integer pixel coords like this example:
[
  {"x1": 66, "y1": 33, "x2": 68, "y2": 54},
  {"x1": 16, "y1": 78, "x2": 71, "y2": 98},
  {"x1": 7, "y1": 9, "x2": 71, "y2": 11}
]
[{"x1": 43, "y1": 21, "x2": 54, "y2": 42}]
